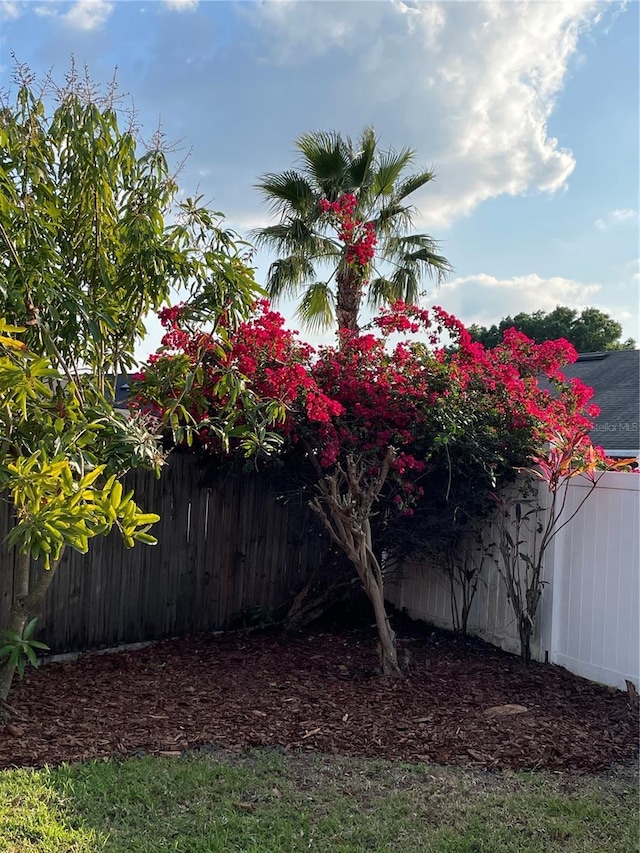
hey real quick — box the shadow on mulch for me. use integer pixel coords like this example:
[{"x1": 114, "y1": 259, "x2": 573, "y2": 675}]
[{"x1": 1, "y1": 621, "x2": 637, "y2": 773}]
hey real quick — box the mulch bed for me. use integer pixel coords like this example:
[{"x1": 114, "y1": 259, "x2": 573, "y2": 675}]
[{"x1": 0, "y1": 625, "x2": 637, "y2": 773}]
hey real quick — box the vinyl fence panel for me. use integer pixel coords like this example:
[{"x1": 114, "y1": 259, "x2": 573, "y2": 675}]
[
  {"x1": 548, "y1": 471, "x2": 639, "y2": 689},
  {"x1": 387, "y1": 472, "x2": 640, "y2": 690}
]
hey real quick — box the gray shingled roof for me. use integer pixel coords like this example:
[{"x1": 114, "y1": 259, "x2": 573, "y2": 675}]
[{"x1": 557, "y1": 350, "x2": 639, "y2": 456}]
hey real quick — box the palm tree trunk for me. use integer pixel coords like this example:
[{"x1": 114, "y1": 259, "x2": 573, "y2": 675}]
[{"x1": 335, "y1": 267, "x2": 363, "y2": 334}]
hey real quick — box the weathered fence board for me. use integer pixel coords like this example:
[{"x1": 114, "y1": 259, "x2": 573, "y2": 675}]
[{"x1": 0, "y1": 455, "x2": 328, "y2": 653}]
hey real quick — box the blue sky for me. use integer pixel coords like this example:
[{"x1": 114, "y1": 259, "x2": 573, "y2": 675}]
[{"x1": 1, "y1": 0, "x2": 638, "y2": 359}]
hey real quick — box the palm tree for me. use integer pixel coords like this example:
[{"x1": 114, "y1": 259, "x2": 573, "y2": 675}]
[{"x1": 252, "y1": 127, "x2": 452, "y2": 334}]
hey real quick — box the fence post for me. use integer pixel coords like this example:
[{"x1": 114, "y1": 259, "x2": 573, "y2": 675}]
[{"x1": 542, "y1": 479, "x2": 563, "y2": 666}]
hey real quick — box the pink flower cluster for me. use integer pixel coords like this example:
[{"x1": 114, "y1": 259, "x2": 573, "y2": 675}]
[
  {"x1": 133, "y1": 299, "x2": 617, "y2": 515},
  {"x1": 158, "y1": 303, "x2": 185, "y2": 329},
  {"x1": 319, "y1": 194, "x2": 376, "y2": 271}
]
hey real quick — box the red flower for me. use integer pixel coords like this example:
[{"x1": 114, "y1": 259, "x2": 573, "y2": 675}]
[
  {"x1": 133, "y1": 299, "x2": 609, "y2": 515},
  {"x1": 319, "y1": 193, "x2": 377, "y2": 271}
]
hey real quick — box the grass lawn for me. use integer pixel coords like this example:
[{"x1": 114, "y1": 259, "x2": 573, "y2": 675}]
[{"x1": 1, "y1": 749, "x2": 637, "y2": 853}]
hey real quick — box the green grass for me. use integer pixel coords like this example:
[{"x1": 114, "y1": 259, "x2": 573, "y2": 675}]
[{"x1": 1, "y1": 750, "x2": 637, "y2": 852}]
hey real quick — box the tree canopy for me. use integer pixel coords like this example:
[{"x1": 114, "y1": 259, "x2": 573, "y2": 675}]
[
  {"x1": 468, "y1": 306, "x2": 636, "y2": 353},
  {"x1": 0, "y1": 59, "x2": 261, "y2": 395},
  {"x1": 253, "y1": 127, "x2": 452, "y2": 334},
  {"x1": 0, "y1": 60, "x2": 264, "y2": 706}
]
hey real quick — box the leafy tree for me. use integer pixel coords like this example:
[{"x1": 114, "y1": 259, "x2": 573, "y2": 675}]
[
  {"x1": 134, "y1": 302, "x2": 611, "y2": 675},
  {"x1": 253, "y1": 127, "x2": 452, "y2": 333},
  {"x1": 468, "y1": 306, "x2": 636, "y2": 353},
  {"x1": 0, "y1": 59, "x2": 261, "y2": 395},
  {"x1": 0, "y1": 60, "x2": 264, "y2": 709},
  {"x1": 0, "y1": 321, "x2": 162, "y2": 705}
]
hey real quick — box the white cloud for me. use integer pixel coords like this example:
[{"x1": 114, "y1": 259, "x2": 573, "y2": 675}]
[
  {"x1": 435, "y1": 273, "x2": 603, "y2": 328},
  {"x1": 394, "y1": 1, "x2": 445, "y2": 48},
  {"x1": 0, "y1": 1, "x2": 22, "y2": 20},
  {"x1": 251, "y1": 0, "x2": 607, "y2": 228},
  {"x1": 594, "y1": 208, "x2": 637, "y2": 230},
  {"x1": 34, "y1": 5, "x2": 58, "y2": 18},
  {"x1": 63, "y1": 0, "x2": 113, "y2": 30},
  {"x1": 227, "y1": 212, "x2": 272, "y2": 232},
  {"x1": 164, "y1": 0, "x2": 198, "y2": 10},
  {"x1": 251, "y1": 1, "x2": 383, "y2": 62}
]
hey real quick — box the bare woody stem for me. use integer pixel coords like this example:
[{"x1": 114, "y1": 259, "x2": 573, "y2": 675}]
[{"x1": 310, "y1": 447, "x2": 401, "y2": 676}]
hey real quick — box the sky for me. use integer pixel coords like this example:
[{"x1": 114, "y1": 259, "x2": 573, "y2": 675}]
[{"x1": 1, "y1": 0, "x2": 638, "y2": 360}]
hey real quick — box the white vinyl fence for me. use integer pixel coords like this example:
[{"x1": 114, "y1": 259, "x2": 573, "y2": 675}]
[{"x1": 386, "y1": 471, "x2": 640, "y2": 690}]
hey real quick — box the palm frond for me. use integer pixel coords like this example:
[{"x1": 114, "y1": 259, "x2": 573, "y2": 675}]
[
  {"x1": 295, "y1": 130, "x2": 350, "y2": 198},
  {"x1": 252, "y1": 220, "x2": 341, "y2": 264},
  {"x1": 373, "y1": 202, "x2": 415, "y2": 237},
  {"x1": 371, "y1": 148, "x2": 415, "y2": 197},
  {"x1": 295, "y1": 281, "x2": 336, "y2": 332},
  {"x1": 395, "y1": 170, "x2": 435, "y2": 202},
  {"x1": 347, "y1": 126, "x2": 377, "y2": 191},
  {"x1": 256, "y1": 171, "x2": 317, "y2": 218},
  {"x1": 252, "y1": 219, "x2": 316, "y2": 251},
  {"x1": 391, "y1": 265, "x2": 421, "y2": 303},
  {"x1": 367, "y1": 276, "x2": 395, "y2": 307},
  {"x1": 367, "y1": 267, "x2": 420, "y2": 308},
  {"x1": 266, "y1": 255, "x2": 317, "y2": 301},
  {"x1": 383, "y1": 234, "x2": 453, "y2": 283}
]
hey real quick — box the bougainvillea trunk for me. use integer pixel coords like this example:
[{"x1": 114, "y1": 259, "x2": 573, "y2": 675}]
[
  {"x1": 310, "y1": 451, "x2": 402, "y2": 677},
  {"x1": 329, "y1": 513, "x2": 400, "y2": 676},
  {"x1": 359, "y1": 519, "x2": 401, "y2": 676},
  {"x1": 335, "y1": 267, "x2": 363, "y2": 335}
]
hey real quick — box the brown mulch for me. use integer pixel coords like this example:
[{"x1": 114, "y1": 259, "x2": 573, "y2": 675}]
[{"x1": 0, "y1": 625, "x2": 637, "y2": 773}]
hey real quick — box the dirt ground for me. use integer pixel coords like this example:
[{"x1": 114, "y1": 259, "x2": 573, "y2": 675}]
[{"x1": 0, "y1": 622, "x2": 637, "y2": 773}]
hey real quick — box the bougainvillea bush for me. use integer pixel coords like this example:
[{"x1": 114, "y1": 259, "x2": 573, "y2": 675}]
[{"x1": 133, "y1": 300, "x2": 611, "y2": 674}]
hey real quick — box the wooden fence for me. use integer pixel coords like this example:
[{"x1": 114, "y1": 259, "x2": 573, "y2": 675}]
[
  {"x1": 0, "y1": 455, "x2": 327, "y2": 653},
  {"x1": 3, "y1": 458, "x2": 638, "y2": 691}
]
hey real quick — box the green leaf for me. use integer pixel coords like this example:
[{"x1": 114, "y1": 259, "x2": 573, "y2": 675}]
[
  {"x1": 22, "y1": 617, "x2": 39, "y2": 640},
  {"x1": 110, "y1": 480, "x2": 123, "y2": 509},
  {"x1": 133, "y1": 532, "x2": 158, "y2": 545},
  {"x1": 1, "y1": 630, "x2": 22, "y2": 644},
  {"x1": 24, "y1": 644, "x2": 38, "y2": 667},
  {"x1": 27, "y1": 640, "x2": 50, "y2": 651},
  {"x1": 133, "y1": 513, "x2": 160, "y2": 526}
]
